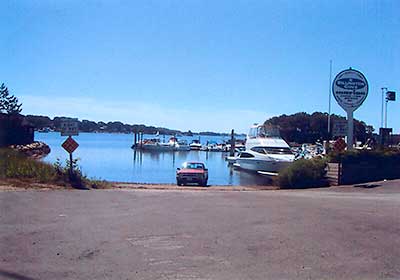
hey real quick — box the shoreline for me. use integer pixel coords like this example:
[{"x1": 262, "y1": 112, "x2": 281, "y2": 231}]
[
  {"x1": 2, "y1": 176, "x2": 396, "y2": 193},
  {"x1": 0, "y1": 178, "x2": 278, "y2": 192},
  {"x1": 112, "y1": 182, "x2": 278, "y2": 191},
  {"x1": 9, "y1": 141, "x2": 51, "y2": 158}
]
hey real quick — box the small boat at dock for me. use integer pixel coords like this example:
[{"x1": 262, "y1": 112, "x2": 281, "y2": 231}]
[
  {"x1": 133, "y1": 136, "x2": 191, "y2": 151},
  {"x1": 189, "y1": 140, "x2": 202, "y2": 150}
]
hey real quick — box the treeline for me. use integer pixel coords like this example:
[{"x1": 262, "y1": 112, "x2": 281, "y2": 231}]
[
  {"x1": 24, "y1": 115, "x2": 244, "y2": 136},
  {"x1": 25, "y1": 115, "x2": 182, "y2": 135},
  {"x1": 264, "y1": 112, "x2": 370, "y2": 144},
  {"x1": 24, "y1": 112, "x2": 370, "y2": 141}
]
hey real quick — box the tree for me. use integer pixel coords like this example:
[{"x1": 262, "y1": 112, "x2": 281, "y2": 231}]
[
  {"x1": 0, "y1": 83, "x2": 22, "y2": 114},
  {"x1": 264, "y1": 112, "x2": 368, "y2": 144},
  {"x1": 0, "y1": 83, "x2": 7, "y2": 112}
]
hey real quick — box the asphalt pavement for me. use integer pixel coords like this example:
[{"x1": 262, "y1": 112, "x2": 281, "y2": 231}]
[{"x1": 1, "y1": 180, "x2": 400, "y2": 280}]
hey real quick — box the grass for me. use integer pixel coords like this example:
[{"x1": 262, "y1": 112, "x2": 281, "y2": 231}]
[{"x1": 0, "y1": 148, "x2": 111, "y2": 189}]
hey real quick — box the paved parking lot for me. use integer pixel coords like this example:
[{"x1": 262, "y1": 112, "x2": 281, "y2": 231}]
[{"x1": 1, "y1": 180, "x2": 400, "y2": 279}]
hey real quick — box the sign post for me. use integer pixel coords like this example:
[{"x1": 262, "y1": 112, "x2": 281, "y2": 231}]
[
  {"x1": 62, "y1": 136, "x2": 79, "y2": 175},
  {"x1": 332, "y1": 68, "x2": 368, "y2": 150},
  {"x1": 60, "y1": 120, "x2": 79, "y2": 177}
]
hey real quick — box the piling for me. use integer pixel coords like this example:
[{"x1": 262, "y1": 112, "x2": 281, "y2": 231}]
[
  {"x1": 230, "y1": 129, "x2": 235, "y2": 157},
  {"x1": 134, "y1": 133, "x2": 137, "y2": 148}
]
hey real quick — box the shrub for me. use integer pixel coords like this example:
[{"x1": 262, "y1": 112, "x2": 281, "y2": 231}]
[
  {"x1": 53, "y1": 157, "x2": 86, "y2": 188},
  {"x1": 278, "y1": 158, "x2": 328, "y2": 189}
]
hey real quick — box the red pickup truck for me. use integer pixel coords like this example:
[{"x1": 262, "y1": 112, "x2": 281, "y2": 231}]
[{"x1": 176, "y1": 162, "x2": 208, "y2": 186}]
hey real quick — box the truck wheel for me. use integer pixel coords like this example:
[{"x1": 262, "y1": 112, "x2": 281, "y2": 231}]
[
  {"x1": 177, "y1": 180, "x2": 182, "y2": 186},
  {"x1": 201, "y1": 180, "x2": 208, "y2": 187}
]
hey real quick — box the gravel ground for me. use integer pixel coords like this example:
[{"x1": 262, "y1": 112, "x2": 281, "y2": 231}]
[{"x1": 1, "y1": 180, "x2": 400, "y2": 280}]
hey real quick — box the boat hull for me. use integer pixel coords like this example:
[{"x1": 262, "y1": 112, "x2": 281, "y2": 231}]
[
  {"x1": 137, "y1": 144, "x2": 174, "y2": 151},
  {"x1": 235, "y1": 158, "x2": 292, "y2": 173},
  {"x1": 190, "y1": 145, "x2": 202, "y2": 151},
  {"x1": 175, "y1": 146, "x2": 191, "y2": 151}
]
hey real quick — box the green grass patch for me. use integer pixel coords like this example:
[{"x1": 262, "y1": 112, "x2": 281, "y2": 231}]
[
  {"x1": 0, "y1": 148, "x2": 111, "y2": 189},
  {"x1": 0, "y1": 149, "x2": 56, "y2": 182}
]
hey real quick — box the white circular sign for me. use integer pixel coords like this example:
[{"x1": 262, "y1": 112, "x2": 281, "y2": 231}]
[{"x1": 332, "y1": 68, "x2": 368, "y2": 112}]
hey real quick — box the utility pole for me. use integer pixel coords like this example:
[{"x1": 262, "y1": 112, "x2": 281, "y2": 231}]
[
  {"x1": 381, "y1": 87, "x2": 387, "y2": 128},
  {"x1": 385, "y1": 98, "x2": 388, "y2": 128},
  {"x1": 328, "y1": 60, "x2": 332, "y2": 134}
]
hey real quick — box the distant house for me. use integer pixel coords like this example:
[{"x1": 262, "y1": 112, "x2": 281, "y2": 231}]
[{"x1": 0, "y1": 113, "x2": 34, "y2": 147}]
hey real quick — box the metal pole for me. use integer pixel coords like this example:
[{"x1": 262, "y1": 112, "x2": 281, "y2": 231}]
[
  {"x1": 328, "y1": 60, "x2": 332, "y2": 134},
  {"x1": 381, "y1": 87, "x2": 387, "y2": 128},
  {"x1": 347, "y1": 110, "x2": 354, "y2": 150},
  {"x1": 385, "y1": 99, "x2": 388, "y2": 128},
  {"x1": 69, "y1": 152, "x2": 73, "y2": 177}
]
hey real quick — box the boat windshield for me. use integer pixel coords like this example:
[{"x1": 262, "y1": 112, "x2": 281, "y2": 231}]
[
  {"x1": 248, "y1": 125, "x2": 280, "y2": 138},
  {"x1": 183, "y1": 162, "x2": 205, "y2": 169},
  {"x1": 251, "y1": 146, "x2": 293, "y2": 155}
]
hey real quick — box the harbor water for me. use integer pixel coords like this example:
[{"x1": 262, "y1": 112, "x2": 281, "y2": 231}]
[{"x1": 35, "y1": 132, "x2": 271, "y2": 186}]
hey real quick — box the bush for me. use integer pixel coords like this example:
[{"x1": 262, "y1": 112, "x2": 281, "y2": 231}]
[
  {"x1": 53, "y1": 157, "x2": 86, "y2": 188},
  {"x1": 278, "y1": 158, "x2": 328, "y2": 189}
]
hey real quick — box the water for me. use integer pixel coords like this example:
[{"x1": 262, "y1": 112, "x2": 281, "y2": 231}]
[{"x1": 35, "y1": 132, "x2": 271, "y2": 186}]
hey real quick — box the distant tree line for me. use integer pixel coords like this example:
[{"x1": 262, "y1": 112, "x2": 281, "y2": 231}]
[
  {"x1": 24, "y1": 115, "x2": 183, "y2": 135},
  {"x1": 24, "y1": 115, "x2": 241, "y2": 136},
  {"x1": 264, "y1": 112, "x2": 369, "y2": 144}
]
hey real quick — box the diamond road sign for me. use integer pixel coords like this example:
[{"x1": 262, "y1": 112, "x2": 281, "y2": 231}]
[{"x1": 62, "y1": 136, "x2": 79, "y2": 154}]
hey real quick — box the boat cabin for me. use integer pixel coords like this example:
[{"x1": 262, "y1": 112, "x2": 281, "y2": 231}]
[{"x1": 248, "y1": 124, "x2": 280, "y2": 139}]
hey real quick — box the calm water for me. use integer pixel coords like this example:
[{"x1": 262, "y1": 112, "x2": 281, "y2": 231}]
[{"x1": 35, "y1": 132, "x2": 271, "y2": 186}]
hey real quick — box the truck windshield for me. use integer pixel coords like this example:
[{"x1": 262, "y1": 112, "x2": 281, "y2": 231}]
[{"x1": 183, "y1": 163, "x2": 204, "y2": 169}]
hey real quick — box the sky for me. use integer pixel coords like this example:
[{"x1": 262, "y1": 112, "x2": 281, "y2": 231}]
[{"x1": 1, "y1": 0, "x2": 399, "y2": 133}]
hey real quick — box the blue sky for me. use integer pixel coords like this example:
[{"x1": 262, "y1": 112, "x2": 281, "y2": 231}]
[{"x1": 1, "y1": 0, "x2": 399, "y2": 133}]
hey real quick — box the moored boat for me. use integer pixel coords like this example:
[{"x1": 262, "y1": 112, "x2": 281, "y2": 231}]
[
  {"x1": 235, "y1": 123, "x2": 295, "y2": 175},
  {"x1": 189, "y1": 139, "x2": 202, "y2": 150}
]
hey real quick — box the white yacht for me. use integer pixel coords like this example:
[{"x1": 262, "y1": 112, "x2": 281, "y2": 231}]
[
  {"x1": 189, "y1": 139, "x2": 202, "y2": 150},
  {"x1": 136, "y1": 138, "x2": 175, "y2": 151},
  {"x1": 134, "y1": 136, "x2": 191, "y2": 151},
  {"x1": 175, "y1": 139, "x2": 191, "y2": 151},
  {"x1": 235, "y1": 124, "x2": 295, "y2": 175}
]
